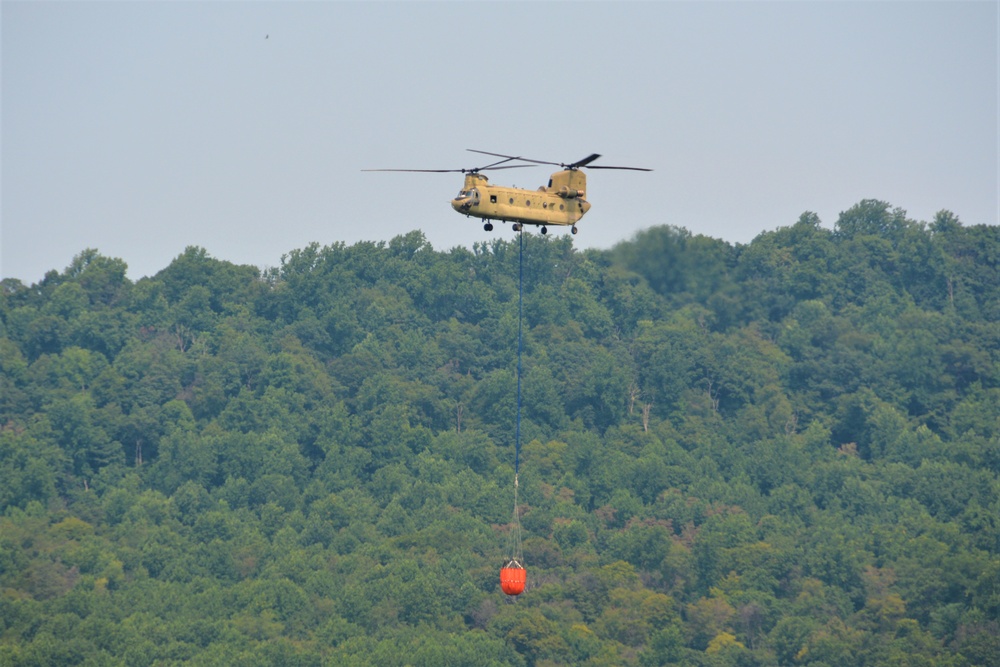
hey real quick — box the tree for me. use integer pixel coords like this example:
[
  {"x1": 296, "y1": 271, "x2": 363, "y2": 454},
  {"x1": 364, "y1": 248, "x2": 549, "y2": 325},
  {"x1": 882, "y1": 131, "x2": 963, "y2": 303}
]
[{"x1": 1, "y1": 211, "x2": 996, "y2": 666}]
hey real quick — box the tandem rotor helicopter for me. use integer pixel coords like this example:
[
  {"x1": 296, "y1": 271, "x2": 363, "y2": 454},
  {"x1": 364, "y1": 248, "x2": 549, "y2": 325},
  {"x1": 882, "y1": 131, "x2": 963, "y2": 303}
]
[{"x1": 364, "y1": 149, "x2": 652, "y2": 235}]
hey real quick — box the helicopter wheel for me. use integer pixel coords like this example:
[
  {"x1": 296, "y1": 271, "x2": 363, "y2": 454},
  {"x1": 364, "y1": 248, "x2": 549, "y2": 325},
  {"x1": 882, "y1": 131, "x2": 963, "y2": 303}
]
[
  {"x1": 484, "y1": 222, "x2": 493, "y2": 232},
  {"x1": 512, "y1": 223, "x2": 521, "y2": 232},
  {"x1": 571, "y1": 226, "x2": 578, "y2": 235},
  {"x1": 541, "y1": 226, "x2": 548, "y2": 235}
]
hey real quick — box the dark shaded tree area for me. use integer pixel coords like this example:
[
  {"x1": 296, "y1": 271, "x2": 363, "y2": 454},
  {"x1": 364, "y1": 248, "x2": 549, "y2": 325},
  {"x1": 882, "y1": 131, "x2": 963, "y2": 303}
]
[{"x1": 1, "y1": 201, "x2": 998, "y2": 666}]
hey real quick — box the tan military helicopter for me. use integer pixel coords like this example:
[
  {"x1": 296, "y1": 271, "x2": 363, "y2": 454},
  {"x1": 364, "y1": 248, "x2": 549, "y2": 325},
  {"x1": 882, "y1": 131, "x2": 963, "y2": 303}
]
[{"x1": 364, "y1": 149, "x2": 651, "y2": 235}]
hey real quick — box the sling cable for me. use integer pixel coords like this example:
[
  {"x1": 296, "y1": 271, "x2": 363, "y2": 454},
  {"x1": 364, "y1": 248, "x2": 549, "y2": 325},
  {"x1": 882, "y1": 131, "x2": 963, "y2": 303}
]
[{"x1": 500, "y1": 230, "x2": 527, "y2": 596}]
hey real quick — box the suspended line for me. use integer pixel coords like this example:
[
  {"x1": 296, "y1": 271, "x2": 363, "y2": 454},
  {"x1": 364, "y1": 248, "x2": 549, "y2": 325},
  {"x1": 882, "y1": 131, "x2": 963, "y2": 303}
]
[
  {"x1": 516, "y1": 229, "x2": 523, "y2": 479},
  {"x1": 505, "y1": 229, "x2": 525, "y2": 572}
]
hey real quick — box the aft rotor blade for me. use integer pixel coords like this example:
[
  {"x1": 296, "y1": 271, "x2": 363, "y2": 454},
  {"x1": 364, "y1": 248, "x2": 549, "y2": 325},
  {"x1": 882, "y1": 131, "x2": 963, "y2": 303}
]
[
  {"x1": 568, "y1": 154, "x2": 601, "y2": 169},
  {"x1": 470, "y1": 149, "x2": 648, "y2": 171},
  {"x1": 479, "y1": 155, "x2": 523, "y2": 170},
  {"x1": 585, "y1": 165, "x2": 653, "y2": 171},
  {"x1": 564, "y1": 154, "x2": 651, "y2": 170},
  {"x1": 471, "y1": 149, "x2": 602, "y2": 170},
  {"x1": 467, "y1": 149, "x2": 524, "y2": 162}
]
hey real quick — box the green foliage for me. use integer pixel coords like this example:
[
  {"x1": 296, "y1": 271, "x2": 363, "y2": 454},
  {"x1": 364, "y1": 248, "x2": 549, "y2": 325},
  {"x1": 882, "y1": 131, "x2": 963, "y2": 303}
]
[{"x1": 1, "y1": 216, "x2": 997, "y2": 665}]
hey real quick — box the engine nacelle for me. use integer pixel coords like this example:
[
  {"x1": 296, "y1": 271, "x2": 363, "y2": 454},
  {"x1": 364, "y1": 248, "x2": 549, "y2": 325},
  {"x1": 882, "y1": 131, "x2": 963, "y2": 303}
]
[{"x1": 558, "y1": 186, "x2": 585, "y2": 199}]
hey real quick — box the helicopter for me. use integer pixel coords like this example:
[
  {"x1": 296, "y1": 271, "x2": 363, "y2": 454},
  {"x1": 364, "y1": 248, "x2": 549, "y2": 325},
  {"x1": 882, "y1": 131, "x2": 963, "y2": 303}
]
[{"x1": 364, "y1": 150, "x2": 651, "y2": 235}]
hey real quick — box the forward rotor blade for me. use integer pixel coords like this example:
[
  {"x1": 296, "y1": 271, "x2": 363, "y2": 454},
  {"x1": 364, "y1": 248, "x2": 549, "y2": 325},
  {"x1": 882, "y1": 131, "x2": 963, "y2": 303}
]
[
  {"x1": 362, "y1": 164, "x2": 535, "y2": 174},
  {"x1": 362, "y1": 168, "x2": 463, "y2": 173},
  {"x1": 468, "y1": 149, "x2": 562, "y2": 168},
  {"x1": 485, "y1": 164, "x2": 536, "y2": 171}
]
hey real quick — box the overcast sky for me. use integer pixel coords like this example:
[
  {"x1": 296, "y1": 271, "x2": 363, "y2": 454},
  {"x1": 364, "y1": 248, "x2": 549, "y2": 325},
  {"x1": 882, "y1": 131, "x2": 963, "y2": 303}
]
[{"x1": 3, "y1": 1, "x2": 997, "y2": 283}]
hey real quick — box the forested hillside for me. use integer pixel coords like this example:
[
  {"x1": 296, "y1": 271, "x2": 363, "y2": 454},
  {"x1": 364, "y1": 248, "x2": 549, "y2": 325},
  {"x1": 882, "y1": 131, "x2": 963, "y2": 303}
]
[{"x1": 1, "y1": 199, "x2": 998, "y2": 666}]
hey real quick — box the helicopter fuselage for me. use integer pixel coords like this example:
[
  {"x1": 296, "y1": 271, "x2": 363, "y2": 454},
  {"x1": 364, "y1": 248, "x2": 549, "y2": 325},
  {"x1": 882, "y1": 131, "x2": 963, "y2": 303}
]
[
  {"x1": 365, "y1": 150, "x2": 650, "y2": 235},
  {"x1": 451, "y1": 170, "x2": 592, "y2": 230}
]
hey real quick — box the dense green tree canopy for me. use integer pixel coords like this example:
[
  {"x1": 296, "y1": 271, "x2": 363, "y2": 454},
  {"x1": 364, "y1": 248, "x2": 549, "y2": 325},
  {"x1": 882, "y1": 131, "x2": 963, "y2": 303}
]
[{"x1": 1, "y1": 206, "x2": 998, "y2": 666}]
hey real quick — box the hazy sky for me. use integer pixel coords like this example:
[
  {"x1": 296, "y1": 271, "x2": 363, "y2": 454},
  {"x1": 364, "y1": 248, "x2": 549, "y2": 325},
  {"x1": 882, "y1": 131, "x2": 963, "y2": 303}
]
[{"x1": 3, "y1": 1, "x2": 997, "y2": 283}]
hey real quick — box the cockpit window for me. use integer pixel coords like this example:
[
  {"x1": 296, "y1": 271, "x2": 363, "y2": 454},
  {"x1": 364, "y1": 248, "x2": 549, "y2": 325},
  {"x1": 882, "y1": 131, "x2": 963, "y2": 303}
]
[{"x1": 455, "y1": 190, "x2": 471, "y2": 200}]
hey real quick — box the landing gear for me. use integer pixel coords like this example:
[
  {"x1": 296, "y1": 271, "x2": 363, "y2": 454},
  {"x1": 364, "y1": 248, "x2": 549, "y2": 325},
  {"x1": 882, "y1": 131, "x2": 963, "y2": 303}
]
[
  {"x1": 571, "y1": 226, "x2": 578, "y2": 235},
  {"x1": 541, "y1": 226, "x2": 548, "y2": 235},
  {"x1": 512, "y1": 223, "x2": 521, "y2": 232},
  {"x1": 484, "y1": 222, "x2": 494, "y2": 232}
]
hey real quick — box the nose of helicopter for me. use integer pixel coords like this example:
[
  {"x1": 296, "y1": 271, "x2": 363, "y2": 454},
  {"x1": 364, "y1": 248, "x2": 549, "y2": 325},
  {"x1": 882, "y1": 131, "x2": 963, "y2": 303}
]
[{"x1": 451, "y1": 198, "x2": 470, "y2": 213}]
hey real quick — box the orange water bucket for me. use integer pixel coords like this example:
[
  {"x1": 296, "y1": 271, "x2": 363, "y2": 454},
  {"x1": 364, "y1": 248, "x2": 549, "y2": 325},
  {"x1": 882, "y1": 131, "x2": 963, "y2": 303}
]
[{"x1": 500, "y1": 562, "x2": 526, "y2": 596}]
